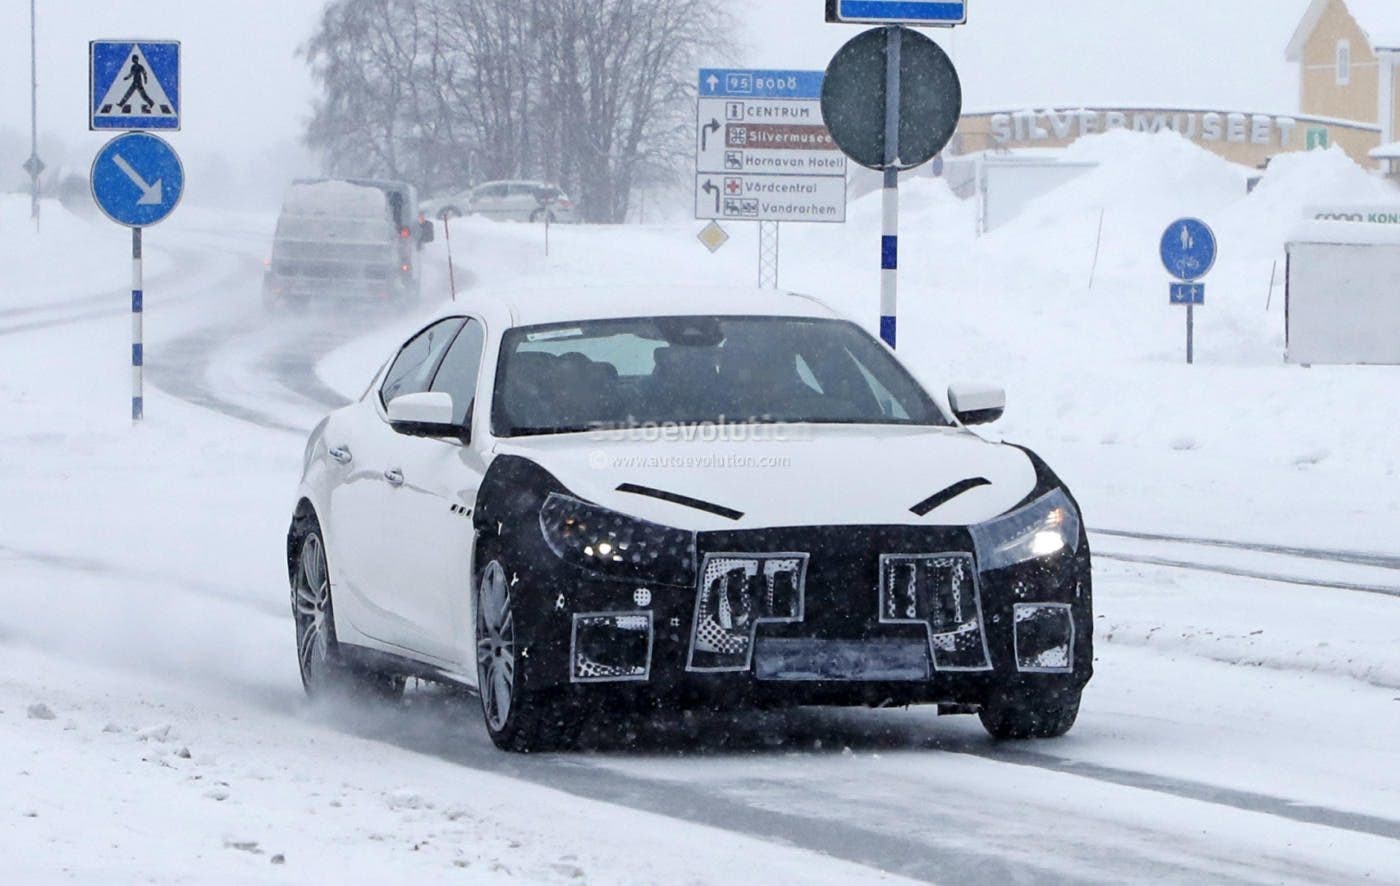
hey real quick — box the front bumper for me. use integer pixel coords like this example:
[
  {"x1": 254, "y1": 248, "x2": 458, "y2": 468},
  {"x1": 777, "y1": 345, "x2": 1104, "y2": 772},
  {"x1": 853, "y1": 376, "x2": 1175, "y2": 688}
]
[{"x1": 529, "y1": 523, "x2": 1093, "y2": 707}]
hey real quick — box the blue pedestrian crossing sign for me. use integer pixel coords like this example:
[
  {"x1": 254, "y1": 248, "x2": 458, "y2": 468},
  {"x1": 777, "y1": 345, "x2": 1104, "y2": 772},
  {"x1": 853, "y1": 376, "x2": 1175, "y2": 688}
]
[
  {"x1": 90, "y1": 40, "x2": 180, "y2": 131},
  {"x1": 1160, "y1": 218, "x2": 1217, "y2": 281},
  {"x1": 90, "y1": 133, "x2": 185, "y2": 227}
]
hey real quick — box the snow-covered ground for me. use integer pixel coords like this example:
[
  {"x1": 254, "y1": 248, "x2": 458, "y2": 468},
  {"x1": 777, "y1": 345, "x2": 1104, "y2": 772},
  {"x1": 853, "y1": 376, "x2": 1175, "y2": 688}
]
[{"x1": 2, "y1": 130, "x2": 1399, "y2": 883}]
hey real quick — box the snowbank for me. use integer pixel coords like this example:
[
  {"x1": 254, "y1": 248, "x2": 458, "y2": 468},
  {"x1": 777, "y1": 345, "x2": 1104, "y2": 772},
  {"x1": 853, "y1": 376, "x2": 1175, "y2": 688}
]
[{"x1": 0, "y1": 195, "x2": 173, "y2": 307}]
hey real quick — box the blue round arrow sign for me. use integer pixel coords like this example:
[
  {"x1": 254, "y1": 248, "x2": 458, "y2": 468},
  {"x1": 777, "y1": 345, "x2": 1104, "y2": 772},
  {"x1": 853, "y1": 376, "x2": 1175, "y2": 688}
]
[
  {"x1": 90, "y1": 132, "x2": 184, "y2": 227},
  {"x1": 1160, "y1": 217, "x2": 1217, "y2": 281}
]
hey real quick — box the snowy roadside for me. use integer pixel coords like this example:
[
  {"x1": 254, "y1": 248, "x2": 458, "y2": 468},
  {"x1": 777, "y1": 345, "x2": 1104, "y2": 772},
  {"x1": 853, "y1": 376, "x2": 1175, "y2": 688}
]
[{"x1": 0, "y1": 643, "x2": 915, "y2": 885}]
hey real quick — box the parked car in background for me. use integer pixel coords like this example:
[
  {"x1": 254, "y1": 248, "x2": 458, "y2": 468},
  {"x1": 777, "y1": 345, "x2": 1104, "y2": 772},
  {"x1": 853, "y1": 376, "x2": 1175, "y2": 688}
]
[
  {"x1": 425, "y1": 180, "x2": 578, "y2": 224},
  {"x1": 263, "y1": 178, "x2": 434, "y2": 311}
]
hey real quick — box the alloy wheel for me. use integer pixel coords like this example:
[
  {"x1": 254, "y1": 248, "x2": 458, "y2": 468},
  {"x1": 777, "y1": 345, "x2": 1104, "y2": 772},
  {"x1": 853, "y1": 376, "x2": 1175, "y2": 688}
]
[
  {"x1": 477, "y1": 560, "x2": 516, "y2": 731},
  {"x1": 293, "y1": 532, "x2": 333, "y2": 691}
]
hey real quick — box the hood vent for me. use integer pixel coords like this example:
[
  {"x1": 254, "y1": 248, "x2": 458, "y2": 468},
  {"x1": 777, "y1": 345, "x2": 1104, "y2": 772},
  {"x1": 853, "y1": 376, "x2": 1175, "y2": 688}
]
[
  {"x1": 616, "y1": 483, "x2": 744, "y2": 521},
  {"x1": 910, "y1": 478, "x2": 991, "y2": 517}
]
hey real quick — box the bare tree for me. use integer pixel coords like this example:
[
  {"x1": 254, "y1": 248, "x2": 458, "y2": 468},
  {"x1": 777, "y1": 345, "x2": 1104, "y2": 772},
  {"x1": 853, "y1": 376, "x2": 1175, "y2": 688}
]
[{"x1": 304, "y1": 0, "x2": 733, "y2": 222}]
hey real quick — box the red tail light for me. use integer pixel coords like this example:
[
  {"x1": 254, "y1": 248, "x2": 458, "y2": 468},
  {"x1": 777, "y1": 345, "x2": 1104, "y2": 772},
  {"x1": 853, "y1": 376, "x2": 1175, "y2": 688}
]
[
  {"x1": 401, "y1": 263, "x2": 411, "y2": 273},
  {"x1": 400, "y1": 227, "x2": 411, "y2": 239},
  {"x1": 557, "y1": 199, "x2": 573, "y2": 209}
]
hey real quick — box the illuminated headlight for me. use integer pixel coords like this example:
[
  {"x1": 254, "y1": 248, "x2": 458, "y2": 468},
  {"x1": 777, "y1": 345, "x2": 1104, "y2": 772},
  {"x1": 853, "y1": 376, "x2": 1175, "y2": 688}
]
[
  {"x1": 969, "y1": 489, "x2": 1081, "y2": 572},
  {"x1": 539, "y1": 493, "x2": 696, "y2": 587}
]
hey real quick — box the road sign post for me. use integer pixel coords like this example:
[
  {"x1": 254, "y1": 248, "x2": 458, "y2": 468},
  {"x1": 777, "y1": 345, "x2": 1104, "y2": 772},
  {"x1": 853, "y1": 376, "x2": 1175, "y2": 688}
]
[
  {"x1": 695, "y1": 69, "x2": 846, "y2": 288},
  {"x1": 29, "y1": 0, "x2": 38, "y2": 229},
  {"x1": 91, "y1": 131, "x2": 184, "y2": 421},
  {"x1": 90, "y1": 40, "x2": 183, "y2": 422},
  {"x1": 132, "y1": 227, "x2": 144, "y2": 420},
  {"x1": 1160, "y1": 218, "x2": 1217, "y2": 366},
  {"x1": 881, "y1": 26, "x2": 901, "y2": 347},
  {"x1": 822, "y1": 26, "x2": 962, "y2": 348}
]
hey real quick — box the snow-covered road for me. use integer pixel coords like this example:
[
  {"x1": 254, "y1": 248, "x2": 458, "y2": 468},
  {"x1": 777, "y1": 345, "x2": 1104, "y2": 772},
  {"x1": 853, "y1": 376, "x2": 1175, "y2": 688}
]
[{"x1": 2, "y1": 175, "x2": 1399, "y2": 883}]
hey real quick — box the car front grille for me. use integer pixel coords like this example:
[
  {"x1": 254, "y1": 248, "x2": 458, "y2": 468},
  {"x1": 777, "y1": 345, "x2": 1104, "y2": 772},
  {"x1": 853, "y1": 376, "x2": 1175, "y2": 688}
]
[
  {"x1": 878, "y1": 553, "x2": 992, "y2": 672},
  {"x1": 686, "y1": 553, "x2": 808, "y2": 672}
]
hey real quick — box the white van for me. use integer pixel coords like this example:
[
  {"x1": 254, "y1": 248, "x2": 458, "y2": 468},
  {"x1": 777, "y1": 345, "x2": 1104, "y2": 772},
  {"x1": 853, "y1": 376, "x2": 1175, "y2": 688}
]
[{"x1": 264, "y1": 178, "x2": 434, "y2": 310}]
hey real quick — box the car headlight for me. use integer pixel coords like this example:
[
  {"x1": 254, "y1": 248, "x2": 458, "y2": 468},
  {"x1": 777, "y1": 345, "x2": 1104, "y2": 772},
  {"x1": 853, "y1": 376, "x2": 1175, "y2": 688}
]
[
  {"x1": 539, "y1": 493, "x2": 696, "y2": 588},
  {"x1": 969, "y1": 489, "x2": 1081, "y2": 572}
]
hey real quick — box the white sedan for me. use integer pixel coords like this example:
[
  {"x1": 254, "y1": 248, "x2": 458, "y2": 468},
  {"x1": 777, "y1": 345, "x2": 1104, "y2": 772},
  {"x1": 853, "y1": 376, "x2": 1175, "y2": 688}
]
[{"x1": 287, "y1": 288, "x2": 1094, "y2": 752}]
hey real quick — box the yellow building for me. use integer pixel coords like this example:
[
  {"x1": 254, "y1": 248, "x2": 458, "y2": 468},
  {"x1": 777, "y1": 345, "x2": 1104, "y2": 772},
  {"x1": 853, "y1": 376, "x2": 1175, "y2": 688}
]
[{"x1": 1286, "y1": 0, "x2": 1400, "y2": 170}]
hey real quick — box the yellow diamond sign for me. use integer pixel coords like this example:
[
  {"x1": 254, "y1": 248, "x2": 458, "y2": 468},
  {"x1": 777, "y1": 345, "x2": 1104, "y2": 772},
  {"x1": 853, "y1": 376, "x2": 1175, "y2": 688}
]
[{"x1": 697, "y1": 221, "x2": 730, "y2": 253}]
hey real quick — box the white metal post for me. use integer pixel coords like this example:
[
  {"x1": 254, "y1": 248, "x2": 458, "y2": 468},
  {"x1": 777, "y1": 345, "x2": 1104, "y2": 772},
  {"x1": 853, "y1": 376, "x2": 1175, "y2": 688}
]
[
  {"x1": 880, "y1": 26, "x2": 902, "y2": 348},
  {"x1": 29, "y1": 0, "x2": 39, "y2": 230},
  {"x1": 132, "y1": 227, "x2": 144, "y2": 421},
  {"x1": 1186, "y1": 301, "x2": 1195, "y2": 365}
]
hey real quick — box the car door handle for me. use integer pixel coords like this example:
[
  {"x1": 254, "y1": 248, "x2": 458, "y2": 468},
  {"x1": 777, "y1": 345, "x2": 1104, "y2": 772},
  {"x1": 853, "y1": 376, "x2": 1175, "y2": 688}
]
[
  {"x1": 384, "y1": 468, "x2": 405, "y2": 487},
  {"x1": 328, "y1": 446, "x2": 353, "y2": 465}
]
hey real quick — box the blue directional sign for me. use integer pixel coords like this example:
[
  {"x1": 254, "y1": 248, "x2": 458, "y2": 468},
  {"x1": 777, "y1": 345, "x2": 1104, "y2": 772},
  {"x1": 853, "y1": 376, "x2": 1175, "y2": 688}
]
[
  {"x1": 90, "y1": 40, "x2": 181, "y2": 131},
  {"x1": 91, "y1": 133, "x2": 185, "y2": 227},
  {"x1": 699, "y1": 69, "x2": 824, "y2": 100},
  {"x1": 1160, "y1": 218, "x2": 1218, "y2": 281},
  {"x1": 1170, "y1": 282, "x2": 1206, "y2": 306},
  {"x1": 826, "y1": 0, "x2": 968, "y2": 26}
]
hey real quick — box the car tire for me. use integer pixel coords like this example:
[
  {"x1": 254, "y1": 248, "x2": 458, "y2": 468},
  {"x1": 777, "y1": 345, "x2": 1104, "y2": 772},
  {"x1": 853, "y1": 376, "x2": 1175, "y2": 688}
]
[
  {"x1": 289, "y1": 509, "x2": 405, "y2": 702},
  {"x1": 529, "y1": 209, "x2": 556, "y2": 224},
  {"x1": 978, "y1": 686, "x2": 1081, "y2": 740},
  {"x1": 475, "y1": 541, "x2": 578, "y2": 752}
]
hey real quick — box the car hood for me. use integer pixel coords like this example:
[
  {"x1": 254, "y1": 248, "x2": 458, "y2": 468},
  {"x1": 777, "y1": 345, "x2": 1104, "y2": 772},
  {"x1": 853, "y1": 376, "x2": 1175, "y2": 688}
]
[{"x1": 491, "y1": 424, "x2": 1039, "y2": 532}]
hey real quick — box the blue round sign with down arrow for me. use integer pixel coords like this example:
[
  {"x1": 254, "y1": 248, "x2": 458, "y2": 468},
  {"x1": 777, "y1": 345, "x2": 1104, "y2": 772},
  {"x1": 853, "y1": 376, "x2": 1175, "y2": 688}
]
[{"x1": 90, "y1": 132, "x2": 184, "y2": 227}]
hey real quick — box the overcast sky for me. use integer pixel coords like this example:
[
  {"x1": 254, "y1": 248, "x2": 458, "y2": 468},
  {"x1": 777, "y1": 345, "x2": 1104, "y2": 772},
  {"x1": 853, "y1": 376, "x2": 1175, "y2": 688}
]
[{"x1": 0, "y1": 0, "x2": 1311, "y2": 201}]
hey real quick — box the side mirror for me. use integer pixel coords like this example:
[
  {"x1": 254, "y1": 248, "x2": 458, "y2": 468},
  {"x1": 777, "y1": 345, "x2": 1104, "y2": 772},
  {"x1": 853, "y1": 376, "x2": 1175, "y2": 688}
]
[
  {"x1": 948, "y1": 383, "x2": 1005, "y2": 426},
  {"x1": 388, "y1": 391, "x2": 464, "y2": 439},
  {"x1": 418, "y1": 219, "x2": 435, "y2": 244}
]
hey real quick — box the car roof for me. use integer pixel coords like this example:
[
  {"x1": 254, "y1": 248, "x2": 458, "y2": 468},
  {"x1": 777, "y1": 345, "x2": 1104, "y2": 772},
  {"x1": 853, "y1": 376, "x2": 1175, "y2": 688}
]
[{"x1": 443, "y1": 285, "x2": 845, "y2": 330}]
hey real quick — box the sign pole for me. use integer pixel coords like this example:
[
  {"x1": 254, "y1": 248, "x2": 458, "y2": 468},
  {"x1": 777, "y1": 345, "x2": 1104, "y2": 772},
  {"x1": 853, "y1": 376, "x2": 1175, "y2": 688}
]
[
  {"x1": 1160, "y1": 218, "x2": 1216, "y2": 367},
  {"x1": 1186, "y1": 302, "x2": 1194, "y2": 365},
  {"x1": 132, "y1": 226, "x2": 144, "y2": 421},
  {"x1": 89, "y1": 42, "x2": 183, "y2": 423},
  {"x1": 443, "y1": 216, "x2": 458, "y2": 301},
  {"x1": 29, "y1": 0, "x2": 39, "y2": 230},
  {"x1": 880, "y1": 26, "x2": 901, "y2": 348},
  {"x1": 758, "y1": 220, "x2": 781, "y2": 288}
]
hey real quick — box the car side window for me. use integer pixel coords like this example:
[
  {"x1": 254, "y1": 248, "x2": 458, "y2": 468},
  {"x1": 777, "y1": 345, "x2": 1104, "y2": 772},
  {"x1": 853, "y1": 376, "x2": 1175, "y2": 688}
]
[
  {"x1": 380, "y1": 318, "x2": 465, "y2": 405},
  {"x1": 428, "y1": 319, "x2": 486, "y2": 426}
]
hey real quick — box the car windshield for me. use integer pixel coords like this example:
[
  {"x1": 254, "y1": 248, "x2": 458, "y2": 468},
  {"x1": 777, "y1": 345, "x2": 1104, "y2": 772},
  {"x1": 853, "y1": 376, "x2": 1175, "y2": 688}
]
[{"x1": 491, "y1": 315, "x2": 949, "y2": 437}]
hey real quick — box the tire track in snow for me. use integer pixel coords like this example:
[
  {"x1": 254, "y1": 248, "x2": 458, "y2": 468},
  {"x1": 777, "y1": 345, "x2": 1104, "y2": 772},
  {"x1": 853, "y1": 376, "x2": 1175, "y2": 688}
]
[
  {"x1": 0, "y1": 543, "x2": 285, "y2": 620},
  {"x1": 0, "y1": 246, "x2": 210, "y2": 337},
  {"x1": 1093, "y1": 550, "x2": 1400, "y2": 599},
  {"x1": 149, "y1": 319, "x2": 311, "y2": 436},
  {"x1": 1092, "y1": 527, "x2": 1400, "y2": 572}
]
